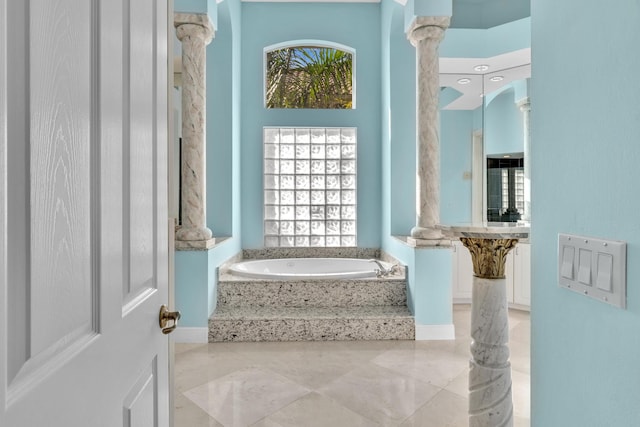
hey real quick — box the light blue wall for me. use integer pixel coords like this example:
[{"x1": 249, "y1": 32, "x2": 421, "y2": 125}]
[
  {"x1": 387, "y1": 1, "x2": 416, "y2": 236},
  {"x1": 440, "y1": 17, "x2": 530, "y2": 59},
  {"x1": 441, "y1": 110, "x2": 473, "y2": 224},
  {"x1": 175, "y1": 251, "x2": 211, "y2": 327},
  {"x1": 484, "y1": 88, "x2": 524, "y2": 156},
  {"x1": 174, "y1": 0, "x2": 217, "y2": 30},
  {"x1": 380, "y1": 0, "x2": 452, "y2": 327},
  {"x1": 175, "y1": 0, "x2": 243, "y2": 328},
  {"x1": 208, "y1": 0, "x2": 234, "y2": 236},
  {"x1": 404, "y1": 0, "x2": 452, "y2": 32},
  {"x1": 451, "y1": 0, "x2": 529, "y2": 29},
  {"x1": 531, "y1": 1, "x2": 640, "y2": 425},
  {"x1": 240, "y1": 2, "x2": 382, "y2": 249}
]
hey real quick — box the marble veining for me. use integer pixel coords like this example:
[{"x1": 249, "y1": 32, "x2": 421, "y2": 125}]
[
  {"x1": 440, "y1": 224, "x2": 529, "y2": 427},
  {"x1": 174, "y1": 13, "x2": 215, "y2": 244},
  {"x1": 407, "y1": 16, "x2": 450, "y2": 243},
  {"x1": 469, "y1": 277, "x2": 513, "y2": 427}
]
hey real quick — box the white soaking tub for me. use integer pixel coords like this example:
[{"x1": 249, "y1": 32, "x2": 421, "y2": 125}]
[{"x1": 228, "y1": 258, "x2": 393, "y2": 280}]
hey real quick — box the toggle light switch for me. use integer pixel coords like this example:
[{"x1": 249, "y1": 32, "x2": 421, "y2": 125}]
[
  {"x1": 578, "y1": 249, "x2": 592, "y2": 285},
  {"x1": 596, "y1": 253, "x2": 613, "y2": 292},
  {"x1": 561, "y1": 246, "x2": 575, "y2": 280},
  {"x1": 558, "y1": 233, "x2": 626, "y2": 309}
]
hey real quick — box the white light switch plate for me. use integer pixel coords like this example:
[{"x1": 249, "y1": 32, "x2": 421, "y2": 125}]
[{"x1": 558, "y1": 234, "x2": 626, "y2": 309}]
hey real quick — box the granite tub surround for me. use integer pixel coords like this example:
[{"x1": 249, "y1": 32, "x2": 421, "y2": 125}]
[
  {"x1": 210, "y1": 254, "x2": 413, "y2": 342},
  {"x1": 407, "y1": 16, "x2": 450, "y2": 246},
  {"x1": 440, "y1": 223, "x2": 530, "y2": 427},
  {"x1": 174, "y1": 13, "x2": 215, "y2": 249},
  {"x1": 216, "y1": 277, "x2": 407, "y2": 308},
  {"x1": 209, "y1": 306, "x2": 414, "y2": 342},
  {"x1": 242, "y1": 247, "x2": 380, "y2": 260}
]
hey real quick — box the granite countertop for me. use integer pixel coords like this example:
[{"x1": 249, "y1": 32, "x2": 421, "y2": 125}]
[{"x1": 437, "y1": 222, "x2": 530, "y2": 239}]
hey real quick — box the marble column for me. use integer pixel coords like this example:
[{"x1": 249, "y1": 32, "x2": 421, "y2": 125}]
[
  {"x1": 439, "y1": 224, "x2": 529, "y2": 427},
  {"x1": 174, "y1": 13, "x2": 215, "y2": 249},
  {"x1": 407, "y1": 17, "x2": 450, "y2": 245},
  {"x1": 517, "y1": 97, "x2": 531, "y2": 223}
]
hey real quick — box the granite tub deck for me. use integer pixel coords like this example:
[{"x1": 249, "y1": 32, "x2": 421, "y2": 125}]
[{"x1": 208, "y1": 264, "x2": 415, "y2": 342}]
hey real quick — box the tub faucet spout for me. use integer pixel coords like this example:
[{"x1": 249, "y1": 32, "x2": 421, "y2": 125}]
[
  {"x1": 369, "y1": 259, "x2": 385, "y2": 271},
  {"x1": 369, "y1": 259, "x2": 399, "y2": 278}
]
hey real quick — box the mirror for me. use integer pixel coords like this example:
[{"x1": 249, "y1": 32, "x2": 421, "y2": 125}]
[{"x1": 481, "y1": 64, "x2": 531, "y2": 224}]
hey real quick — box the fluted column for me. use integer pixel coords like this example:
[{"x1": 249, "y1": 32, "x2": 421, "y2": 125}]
[
  {"x1": 517, "y1": 97, "x2": 531, "y2": 223},
  {"x1": 407, "y1": 17, "x2": 450, "y2": 245},
  {"x1": 174, "y1": 13, "x2": 214, "y2": 249}
]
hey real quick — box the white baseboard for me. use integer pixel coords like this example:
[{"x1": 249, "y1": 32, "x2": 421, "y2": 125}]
[
  {"x1": 415, "y1": 323, "x2": 455, "y2": 341},
  {"x1": 172, "y1": 327, "x2": 208, "y2": 343}
]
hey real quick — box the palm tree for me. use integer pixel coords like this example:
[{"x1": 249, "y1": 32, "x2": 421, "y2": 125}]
[{"x1": 266, "y1": 46, "x2": 353, "y2": 109}]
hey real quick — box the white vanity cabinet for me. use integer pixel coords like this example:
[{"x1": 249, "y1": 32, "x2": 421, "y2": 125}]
[{"x1": 452, "y1": 240, "x2": 530, "y2": 310}]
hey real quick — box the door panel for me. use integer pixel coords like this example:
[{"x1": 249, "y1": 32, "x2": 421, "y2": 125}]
[
  {"x1": 0, "y1": 0, "x2": 170, "y2": 425},
  {"x1": 29, "y1": 0, "x2": 96, "y2": 358},
  {"x1": 123, "y1": 359, "x2": 158, "y2": 427},
  {"x1": 126, "y1": 0, "x2": 158, "y2": 303}
]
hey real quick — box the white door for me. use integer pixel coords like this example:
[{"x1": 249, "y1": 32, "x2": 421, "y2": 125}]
[{"x1": 0, "y1": 0, "x2": 171, "y2": 426}]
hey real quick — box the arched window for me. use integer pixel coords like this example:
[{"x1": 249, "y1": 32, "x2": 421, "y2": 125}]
[{"x1": 264, "y1": 41, "x2": 355, "y2": 109}]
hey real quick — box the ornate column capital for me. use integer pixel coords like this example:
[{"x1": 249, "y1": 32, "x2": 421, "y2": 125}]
[
  {"x1": 517, "y1": 96, "x2": 531, "y2": 112},
  {"x1": 407, "y1": 16, "x2": 450, "y2": 47},
  {"x1": 460, "y1": 238, "x2": 519, "y2": 279},
  {"x1": 174, "y1": 12, "x2": 214, "y2": 45}
]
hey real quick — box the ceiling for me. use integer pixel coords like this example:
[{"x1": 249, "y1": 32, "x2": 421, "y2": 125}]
[{"x1": 440, "y1": 48, "x2": 531, "y2": 110}]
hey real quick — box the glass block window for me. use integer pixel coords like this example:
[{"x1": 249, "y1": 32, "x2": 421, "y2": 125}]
[
  {"x1": 501, "y1": 168, "x2": 525, "y2": 213},
  {"x1": 264, "y1": 127, "x2": 357, "y2": 247}
]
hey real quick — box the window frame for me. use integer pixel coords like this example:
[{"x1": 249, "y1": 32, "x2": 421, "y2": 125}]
[{"x1": 263, "y1": 40, "x2": 357, "y2": 110}]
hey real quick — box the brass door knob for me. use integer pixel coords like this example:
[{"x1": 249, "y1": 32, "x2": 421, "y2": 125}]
[{"x1": 159, "y1": 305, "x2": 181, "y2": 334}]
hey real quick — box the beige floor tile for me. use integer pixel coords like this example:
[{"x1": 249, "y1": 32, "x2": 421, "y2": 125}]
[
  {"x1": 510, "y1": 340, "x2": 531, "y2": 375},
  {"x1": 317, "y1": 362, "x2": 441, "y2": 426},
  {"x1": 372, "y1": 347, "x2": 469, "y2": 389},
  {"x1": 174, "y1": 305, "x2": 530, "y2": 427},
  {"x1": 260, "y1": 392, "x2": 380, "y2": 427},
  {"x1": 399, "y1": 389, "x2": 468, "y2": 427},
  {"x1": 175, "y1": 342, "x2": 209, "y2": 355},
  {"x1": 183, "y1": 368, "x2": 310, "y2": 427},
  {"x1": 174, "y1": 344, "x2": 255, "y2": 393},
  {"x1": 512, "y1": 369, "x2": 531, "y2": 419},
  {"x1": 515, "y1": 415, "x2": 531, "y2": 427},
  {"x1": 510, "y1": 319, "x2": 531, "y2": 345},
  {"x1": 444, "y1": 368, "x2": 469, "y2": 398},
  {"x1": 174, "y1": 392, "x2": 224, "y2": 427},
  {"x1": 250, "y1": 418, "x2": 285, "y2": 427}
]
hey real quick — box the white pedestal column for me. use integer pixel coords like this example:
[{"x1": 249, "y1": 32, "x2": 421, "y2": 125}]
[
  {"x1": 462, "y1": 237, "x2": 517, "y2": 427},
  {"x1": 440, "y1": 224, "x2": 529, "y2": 427},
  {"x1": 517, "y1": 97, "x2": 531, "y2": 223},
  {"x1": 174, "y1": 13, "x2": 215, "y2": 250},
  {"x1": 407, "y1": 17, "x2": 450, "y2": 246}
]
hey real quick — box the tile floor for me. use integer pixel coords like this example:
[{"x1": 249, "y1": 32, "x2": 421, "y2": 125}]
[{"x1": 174, "y1": 305, "x2": 530, "y2": 427}]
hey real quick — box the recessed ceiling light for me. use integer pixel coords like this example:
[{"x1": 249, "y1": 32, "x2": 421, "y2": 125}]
[
  {"x1": 490, "y1": 76, "x2": 504, "y2": 82},
  {"x1": 503, "y1": 155, "x2": 511, "y2": 158},
  {"x1": 457, "y1": 78, "x2": 471, "y2": 85},
  {"x1": 474, "y1": 64, "x2": 489, "y2": 72}
]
